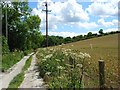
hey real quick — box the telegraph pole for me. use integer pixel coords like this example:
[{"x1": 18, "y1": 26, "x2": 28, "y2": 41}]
[
  {"x1": 42, "y1": 1, "x2": 51, "y2": 47},
  {"x1": 45, "y1": 2, "x2": 48, "y2": 47}
]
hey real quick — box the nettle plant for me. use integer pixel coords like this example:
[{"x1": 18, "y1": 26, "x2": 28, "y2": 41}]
[{"x1": 36, "y1": 48, "x2": 91, "y2": 89}]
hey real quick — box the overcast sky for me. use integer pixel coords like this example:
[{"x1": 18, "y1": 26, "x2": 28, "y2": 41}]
[{"x1": 28, "y1": 0, "x2": 119, "y2": 37}]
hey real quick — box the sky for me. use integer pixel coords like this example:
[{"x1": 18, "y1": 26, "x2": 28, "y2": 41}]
[{"x1": 28, "y1": 0, "x2": 119, "y2": 37}]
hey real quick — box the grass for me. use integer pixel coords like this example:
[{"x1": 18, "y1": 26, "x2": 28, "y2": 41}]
[
  {"x1": 7, "y1": 56, "x2": 32, "y2": 88},
  {"x1": 2, "y1": 49, "x2": 33, "y2": 72},
  {"x1": 2, "y1": 51, "x2": 24, "y2": 72},
  {"x1": 51, "y1": 34, "x2": 119, "y2": 88},
  {"x1": 7, "y1": 72, "x2": 24, "y2": 89}
]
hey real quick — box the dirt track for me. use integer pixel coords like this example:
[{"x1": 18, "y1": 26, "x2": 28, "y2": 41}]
[
  {"x1": 19, "y1": 54, "x2": 46, "y2": 89},
  {"x1": 0, "y1": 53, "x2": 33, "y2": 90}
]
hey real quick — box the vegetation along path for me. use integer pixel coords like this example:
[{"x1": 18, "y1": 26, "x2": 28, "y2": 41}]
[
  {"x1": 19, "y1": 53, "x2": 46, "y2": 89},
  {"x1": 0, "y1": 53, "x2": 34, "y2": 90}
]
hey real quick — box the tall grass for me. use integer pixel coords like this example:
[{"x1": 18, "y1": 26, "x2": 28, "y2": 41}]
[
  {"x1": 2, "y1": 49, "x2": 34, "y2": 72},
  {"x1": 2, "y1": 51, "x2": 24, "y2": 72}
]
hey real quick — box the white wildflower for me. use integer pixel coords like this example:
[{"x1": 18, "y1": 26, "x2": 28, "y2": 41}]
[
  {"x1": 76, "y1": 64, "x2": 83, "y2": 68},
  {"x1": 79, "y1": 52, "x2": 91, "y2": 58},
  {"x1": 45, "y1": 54, "x2": 53, "y2": 59},
  {"x1": 42, "y1": 58, "x2": 47, "y2": 61},
  {"x1": 78, "y1": 54, "x2": 85, "y2": 59},
  {"x1": 80, "y1": 52, "x2": 85, "y2": 56},
  {"x1": 45, "y1": 72, "x2": 51, "y2": 75},
  {"x1": 57, "y1": 66, "x2": 64, "y2": 70},
  {"x1": 55, "y1": 59, "x2": 60, "y2": 62},
  {"x1": 84, "y1": 53, "x2": 91, "y2": 58}
]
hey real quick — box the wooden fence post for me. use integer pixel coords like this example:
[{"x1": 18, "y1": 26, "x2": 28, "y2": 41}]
[{"x1": 99, "y1": 60, "x2": 105, "y2": 89}]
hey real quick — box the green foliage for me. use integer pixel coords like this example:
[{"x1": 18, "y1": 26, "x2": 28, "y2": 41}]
[
  {"x1": 2, "y1": 1, "x2": 43, "y2": 51},
  {"x1": 64, "y1": 37, "x2": 72, "y2": 44},
  {"x1": 87, "y1": 32, "x2": 93, "y2": 38},
  {"x1": 41, "y1": 36, "x2": 64, "y2": 47},
  {"x1": 2, "y1": 51, "x2": 24, "y2": 72},
  {"x1": 36, "y1": 48, "x2": 91, "y2": 89},
  {"x1": 2, "y1": 36, "x2": 9, "y2": 54},
  {"x1": 99, "y1": 29, "x2": 104, "y2": 35},
  {"x1": 23, "y1": 49, "x2": 33, "y2": 56},
  {"x1": 72, "y1": 35, "x2": 83, "y2": 42}
]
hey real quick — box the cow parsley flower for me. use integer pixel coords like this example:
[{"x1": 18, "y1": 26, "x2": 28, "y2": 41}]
[
  {"x1": 45, "y1": 54, "x2": 53, "y2": 59},
  {"x1": 57, "y1": 66, "x2": 64, "y2": 70},
  {"x1": 45, "y1": 72, "x2": 51, "y2": 75},
  {"x1": 84, "y1": 53, "x2": 91, "y2": 58}
]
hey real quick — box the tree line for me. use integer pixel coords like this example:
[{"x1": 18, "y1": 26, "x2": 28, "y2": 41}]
[{"x1": 41, "y1": 29, "x2": 120, "y2": 47}]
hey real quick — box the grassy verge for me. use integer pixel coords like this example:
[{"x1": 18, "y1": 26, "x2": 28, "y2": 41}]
[
  {"x1": 2, "y1": 51, "x2": 24, "y2": 72},
  {"x1": 7, "y1": 56, "x2": 32, "y2": 88},
  {"x1": 36, "y1": 48, "x2": 91, "y2": 89},
  {"x1": 2, "y1": 49, "x2": 33, "y2": 72}
]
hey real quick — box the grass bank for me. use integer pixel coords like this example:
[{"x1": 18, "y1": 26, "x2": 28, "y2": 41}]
[
  {"x1": 2, "y1": 49, "x2": 33, "y2": 72},
  {"x1": 2, "y1": 51, "x2": 24, "y2": 72}
]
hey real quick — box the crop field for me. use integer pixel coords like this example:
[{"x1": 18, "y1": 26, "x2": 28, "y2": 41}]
[{"x1": 36, "y1": 34, "x2": 119, "y2": 88}]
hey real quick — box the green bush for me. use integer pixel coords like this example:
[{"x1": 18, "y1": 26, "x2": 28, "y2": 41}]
[{"x1": 23, "y1": 49, "x2": 33, "y2": 56}]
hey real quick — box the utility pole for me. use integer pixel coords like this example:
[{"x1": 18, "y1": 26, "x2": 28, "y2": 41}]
[
  {"x1": 42, "y1": 1, "x2": 51, "y2": 47},
  {"x1": 45, "y1": 2, "x2": 48, "y2": 47}
]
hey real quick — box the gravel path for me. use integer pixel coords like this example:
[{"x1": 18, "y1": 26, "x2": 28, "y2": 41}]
[
  {"x1": 0, "y1": 53, "x2": 34, "y2": 90},
  {"x1": 19, "y1": 54, "x2": 46, "y2": 89}
]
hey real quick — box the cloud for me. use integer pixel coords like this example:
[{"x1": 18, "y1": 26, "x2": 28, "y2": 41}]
[
  {"x1": 86, "y1": 2, "x2": 118, "y2": 17},
  {"x1": 98, "y1": 19, "x2": 118, "y2": 27},
  {"x1": 31, "y1": 0, "x2": 90, "y2": 30},
  {"x1": 59, "y1": 0, "x2": 89, "y2": 22},
  {"x1": 103, "y1": 28, "x2": 118, "y2": 32},
  {"x1": 77, "y1": 22, "x2": 99, "y2": 29},
  {"x1": 42, "y1": 31, "x2": 79, "y2": 37},
  {"x1": 31, "y1": 0, "x2": 118, "y2": 37}
]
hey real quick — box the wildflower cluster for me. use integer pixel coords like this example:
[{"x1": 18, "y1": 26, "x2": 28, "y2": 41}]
[{"x1": 36, "y1": 47, "x2": 91, "y2": 89}]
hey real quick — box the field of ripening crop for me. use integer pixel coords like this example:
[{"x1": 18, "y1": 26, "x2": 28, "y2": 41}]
[{"x1": 36, "y1": 34, "x2": 119, "y2": 88}]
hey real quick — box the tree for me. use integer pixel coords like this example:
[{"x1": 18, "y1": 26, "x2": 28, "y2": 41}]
[
  {"x1": 1, "y1": 36, "x2": 9, "y2": 54},
  {"x1": 87, "y1": 32, "x2": 93, "y2": 38},
  {"x1": 64, "y1": 37, "x2": 72, "y2": 43},
  {"x1": 2, "y1": 1, "x2": 43, "y2": 51},
  {"x1": 99, "y1": 29, "x2": 104, "y2": 35}
]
